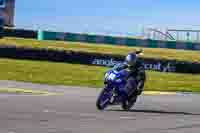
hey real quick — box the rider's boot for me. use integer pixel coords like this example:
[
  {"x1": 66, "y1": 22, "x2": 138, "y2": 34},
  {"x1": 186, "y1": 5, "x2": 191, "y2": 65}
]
[{"x1": 136, "y1": 81, "x2": 144, "y2": 95}]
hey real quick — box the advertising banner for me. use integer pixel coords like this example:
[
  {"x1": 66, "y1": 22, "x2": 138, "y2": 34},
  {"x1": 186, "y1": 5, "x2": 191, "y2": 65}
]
[
  {"x1": 0, "y1": 45, "x2": 199, "y2": 74},
  {"x1": 92, "y1": 57, "x2": 176, "y2": 73}
]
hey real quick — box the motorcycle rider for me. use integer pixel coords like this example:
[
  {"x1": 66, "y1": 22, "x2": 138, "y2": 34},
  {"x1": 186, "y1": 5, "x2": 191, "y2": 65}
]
[{"x1": 114, "y1": 51, "x2": 146, "y2": 100}]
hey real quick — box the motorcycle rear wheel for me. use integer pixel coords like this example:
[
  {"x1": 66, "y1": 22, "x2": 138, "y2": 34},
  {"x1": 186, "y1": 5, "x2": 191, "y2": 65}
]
[{"x1": 121, "y1": 95, "x2": 137, "y2": 111}]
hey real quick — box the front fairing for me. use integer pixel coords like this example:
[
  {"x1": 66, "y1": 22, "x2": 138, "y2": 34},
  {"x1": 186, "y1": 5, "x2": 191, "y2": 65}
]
[
  {"x1": 104, "y1": 83, "x2": 123, "y2": 104},
  {"x1": 104, "y1": 74, "x2": 127, "y2": 101},
  {"x1": 105, "y1": 69, "x2": 129, "y2": 81},
  {"x1": 104, "y1": 69, "x2": 129, "y2": 93},
  {"x1": 102, "y1": 68, "x2": 130, "y2": 105}
]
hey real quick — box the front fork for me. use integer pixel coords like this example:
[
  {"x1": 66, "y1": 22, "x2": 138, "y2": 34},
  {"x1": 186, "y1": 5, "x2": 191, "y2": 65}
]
[
  {"x1": 110, "y1": 88, "x2": 118, "y2": 104},
  {"x1": 104, "y1": 84, "x2": 117, "y2": 104}
]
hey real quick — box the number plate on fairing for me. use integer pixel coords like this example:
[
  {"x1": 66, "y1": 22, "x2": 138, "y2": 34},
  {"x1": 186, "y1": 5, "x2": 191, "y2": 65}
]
[{"x1": 108, "y1": 73, "x2": 116, "y2": 80}]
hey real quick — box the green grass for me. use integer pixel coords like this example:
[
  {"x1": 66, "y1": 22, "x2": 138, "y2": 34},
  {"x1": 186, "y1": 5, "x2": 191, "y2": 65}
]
[
  {"x1": 0, "y1": 58, "x2": 199, "y2": 92},
  {"x1": 0, "y1": 37, "x2": 200, "y2": 62}
]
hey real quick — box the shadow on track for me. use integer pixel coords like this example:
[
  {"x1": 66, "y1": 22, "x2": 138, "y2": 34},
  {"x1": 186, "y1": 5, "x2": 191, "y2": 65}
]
[{"x1": 107, "y1": 109, "x2": 200, "y2": 116}]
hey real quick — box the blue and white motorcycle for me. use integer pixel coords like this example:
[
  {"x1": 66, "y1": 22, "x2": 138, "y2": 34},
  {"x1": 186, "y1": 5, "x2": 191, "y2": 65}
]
[{"x1": 96, "y1": 65, "x2": 138, "y2": 111}]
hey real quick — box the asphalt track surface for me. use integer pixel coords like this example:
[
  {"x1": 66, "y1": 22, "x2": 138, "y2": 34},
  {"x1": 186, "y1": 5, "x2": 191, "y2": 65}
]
[{"x1": 0, "y1": 81, "x2": 199, "y2": 133}]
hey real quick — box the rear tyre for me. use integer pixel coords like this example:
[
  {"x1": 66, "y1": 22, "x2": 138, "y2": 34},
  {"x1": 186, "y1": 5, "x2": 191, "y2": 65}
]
[
  {"x1": 96, "y1": 89, "x2": 110, "y2": 110},
  {"x1": 121, "y1": 95, "x2": 137, "y2": 111}
]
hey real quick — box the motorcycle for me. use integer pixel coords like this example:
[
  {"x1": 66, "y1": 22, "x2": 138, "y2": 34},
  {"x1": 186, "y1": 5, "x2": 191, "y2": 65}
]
[
  {"x1": 96, "y1": 65, "x2": 139, "y2": 111},
  {"x1": 96, "y1": 50, "x2": 143, "y2": 111}
]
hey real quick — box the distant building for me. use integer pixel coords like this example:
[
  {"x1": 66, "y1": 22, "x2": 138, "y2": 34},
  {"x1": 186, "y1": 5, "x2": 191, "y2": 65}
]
[{"x1": 0, "y1": 0, "x2": 15, "y2": 27}]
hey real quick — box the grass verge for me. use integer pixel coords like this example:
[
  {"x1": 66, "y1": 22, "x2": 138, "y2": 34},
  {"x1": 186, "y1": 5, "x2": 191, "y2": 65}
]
[
  {"x1": 0, "y1": 37, "x2": 200, "y2": 62},
  {"x1": 0, "y1": 58, "x2": 199, "y2": 92}
]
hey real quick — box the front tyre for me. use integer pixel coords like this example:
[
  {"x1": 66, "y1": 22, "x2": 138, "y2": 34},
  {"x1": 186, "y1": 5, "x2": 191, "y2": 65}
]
[{"x1": 96, "y1": 89, "x2": 110, "y2": 110}]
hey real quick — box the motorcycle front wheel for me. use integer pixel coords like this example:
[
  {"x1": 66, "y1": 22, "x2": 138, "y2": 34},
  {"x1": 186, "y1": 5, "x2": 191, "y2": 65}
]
[{"x1": 96, "y1": 88, "x2": 111, "y2": 110}]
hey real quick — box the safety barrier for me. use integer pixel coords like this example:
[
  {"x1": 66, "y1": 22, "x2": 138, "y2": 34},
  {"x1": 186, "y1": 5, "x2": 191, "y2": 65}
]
[
  {"x1": 38, "y1": 30, "x2": 200, "y2": 50},
  {"x1": 0, "y1": 45, "x2": 199, "y2": 74},
  {"x1": 2, "y1": 28, "x2": 200, "y2": 50}
]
